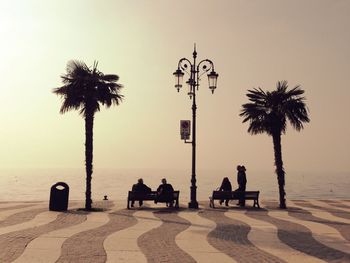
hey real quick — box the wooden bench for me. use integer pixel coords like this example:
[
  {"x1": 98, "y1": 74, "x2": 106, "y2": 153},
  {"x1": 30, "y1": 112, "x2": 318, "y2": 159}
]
[
  {"x1": 209, "y1": 191, "x2": 260, "y2": 208},
  {"x1": 127, "y1": 191, "x2": 180, "y2": 209}
]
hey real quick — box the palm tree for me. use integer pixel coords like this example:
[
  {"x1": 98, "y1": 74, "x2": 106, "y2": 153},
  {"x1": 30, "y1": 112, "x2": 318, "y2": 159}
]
[
  {"x1": 240, "y1": 81, "x2": 309, "y2": 209},
  {"x1": 53, "y1": 60, "x2": 123, "y2": 210}
]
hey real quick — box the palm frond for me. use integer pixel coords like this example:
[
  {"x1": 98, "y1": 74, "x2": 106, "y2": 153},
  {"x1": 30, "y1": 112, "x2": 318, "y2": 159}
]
[
  {"x1": 240, "y1": 81, "x2": 309, "y2": 136},
  {"x1": 53, "y1": 60, "x2": 124, "y2": 116},
  {"x1": 102, "y1": 74, "x2": 119, "y2": 82}
]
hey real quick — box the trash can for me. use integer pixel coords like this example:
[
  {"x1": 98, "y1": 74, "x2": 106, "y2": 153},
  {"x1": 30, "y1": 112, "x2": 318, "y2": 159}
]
[{"x1": 49, "y1": 182, "x2": 69, "y2": 211}]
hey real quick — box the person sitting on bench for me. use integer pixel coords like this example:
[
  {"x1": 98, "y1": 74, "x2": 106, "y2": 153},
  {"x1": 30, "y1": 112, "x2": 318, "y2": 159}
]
[
  {"x1": 219, "y1": 177, "x2": 232, "y2": 206},
  {"x1": 156, "y1": 178, "x2": 174, "y2": 207},
  {"x1": 131, "y1": 178, "x2": 151, "y2": 207}
]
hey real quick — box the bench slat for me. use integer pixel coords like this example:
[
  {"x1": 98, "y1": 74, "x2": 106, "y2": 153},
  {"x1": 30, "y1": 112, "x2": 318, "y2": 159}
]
[
  {"x1": 127, "y1": 191, "x2": 180, "y2": 209},
  {"x1": 209, "y1": 190, "x2": 260, "y2": 208}
]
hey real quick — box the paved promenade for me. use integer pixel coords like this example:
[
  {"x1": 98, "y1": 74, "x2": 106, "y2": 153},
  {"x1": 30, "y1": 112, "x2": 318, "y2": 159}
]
[{"x1": 0, "y1": 199, "x2": 349, "y2": 262}]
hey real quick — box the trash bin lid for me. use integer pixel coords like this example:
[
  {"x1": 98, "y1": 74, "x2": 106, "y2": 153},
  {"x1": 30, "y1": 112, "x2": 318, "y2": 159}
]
[{"x1": 52, "y1": 182, "x2": 69, "y2": 190}]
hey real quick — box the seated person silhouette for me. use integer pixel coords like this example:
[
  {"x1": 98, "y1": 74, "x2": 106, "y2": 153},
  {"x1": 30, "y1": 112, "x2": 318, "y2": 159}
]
[
  {"x1": 156, "y1": 178, "x2": 174, "y2": 207},
  {"x1": 131, "y1": 178, "x2": 151, "y2": 207},
  {"x1": 219, "y1": 177, "x2": 232, "y2": 206}
]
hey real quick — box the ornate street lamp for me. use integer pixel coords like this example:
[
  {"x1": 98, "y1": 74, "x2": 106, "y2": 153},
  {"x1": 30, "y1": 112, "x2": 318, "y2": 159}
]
[
  {"x1": 173, "y1": 69, "x2": 184, "y2": 92},
  {"x1": 208, "y1": 70, "x2": 219, "y2": 94},
  {"x1": 173, "y1": 45, "x2": 218, "y2": 209}
]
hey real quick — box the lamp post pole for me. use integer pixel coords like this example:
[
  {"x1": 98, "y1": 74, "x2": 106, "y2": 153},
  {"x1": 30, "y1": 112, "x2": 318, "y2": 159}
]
[
  {"x1": 190, "y1": 48, "x2": 198, "y2": 208},
  {"x1": 173, "y1": 45, "x2": 218, "y2": 209}
]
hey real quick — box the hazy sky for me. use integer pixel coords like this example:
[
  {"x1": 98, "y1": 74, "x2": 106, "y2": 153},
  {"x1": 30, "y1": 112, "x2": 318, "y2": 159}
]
[{"x1": 0, "y1": 0, "x2": 349, "y2": 175}]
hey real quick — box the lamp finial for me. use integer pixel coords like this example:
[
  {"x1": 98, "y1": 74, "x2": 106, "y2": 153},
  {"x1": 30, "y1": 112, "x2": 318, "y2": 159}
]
[{"x1": 193, "y1": 43, "x2": 197, "y2": 58}]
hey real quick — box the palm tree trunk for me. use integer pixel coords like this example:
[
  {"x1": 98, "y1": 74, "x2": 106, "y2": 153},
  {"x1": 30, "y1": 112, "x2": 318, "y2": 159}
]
[
  {"x1": 272, "y1": 132, "x2": 287, "y2": 209},
  {"x1": 85, "y1": 111, "x2": 94, "y2": 210}
]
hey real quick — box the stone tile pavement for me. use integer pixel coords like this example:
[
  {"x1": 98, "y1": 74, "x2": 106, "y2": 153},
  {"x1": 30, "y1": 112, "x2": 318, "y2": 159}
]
[{"x1": 0, "y1": 199, "x2": 349, "y2": 262}]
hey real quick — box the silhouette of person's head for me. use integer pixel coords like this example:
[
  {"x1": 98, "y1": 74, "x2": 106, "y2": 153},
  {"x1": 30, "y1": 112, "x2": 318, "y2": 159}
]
[
  {"x1": 222, "y1": 177, "x2": 230, "y2": 184},
  {"x1": 138, "y1": 178, "x2": 143, "y2": 184},
  {"x1": 241, "y1": 166, "x2": 246, "y2": 172},
  {"x1": 237, "y1": 165, "x2": 241, "y2": 171},
  {"x1": 161, "y1": 178, "x2": 167, "y2": 184}
]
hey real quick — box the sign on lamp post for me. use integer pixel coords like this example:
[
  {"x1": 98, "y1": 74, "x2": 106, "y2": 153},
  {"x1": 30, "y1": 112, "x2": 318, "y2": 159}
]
[{"x1": 180, "y1": 120, "x2": 190, "y2": 140}]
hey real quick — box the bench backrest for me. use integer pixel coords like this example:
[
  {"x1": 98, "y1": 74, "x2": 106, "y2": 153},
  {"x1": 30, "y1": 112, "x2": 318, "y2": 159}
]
[
  {"x1": 212, "y1": 191, "x2": 232, "y2": 199},
  {"x1": 244, "y1": 191, "x2": 259, "y2": 199},
  {"x1": 172, "y1": 191, "x2": 179, "y2": 198},
  {"x1": 212, "y1": 191, "x2": 259, "y2": 199},
  {"x1": 128, "y1": 191, "x2": 156, "y2": 200},
  {"x1": 128, "y1": 191, "x2": 179, "y2": 200}
]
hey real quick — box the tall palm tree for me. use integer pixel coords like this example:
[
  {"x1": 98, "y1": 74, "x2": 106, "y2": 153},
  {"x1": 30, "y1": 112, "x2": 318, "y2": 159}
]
[
  {"x1": 240, "y1": 81, "x2": 309, "y2": 209},
  {"x1": 53, "y1": 60, "x2": 123, "y2": 210}
]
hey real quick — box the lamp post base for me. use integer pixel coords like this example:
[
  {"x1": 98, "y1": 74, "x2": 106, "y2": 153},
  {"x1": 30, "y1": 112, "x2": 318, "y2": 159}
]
[{"x1": 188, "y1": 201, "x2": 199, "y2": 209}]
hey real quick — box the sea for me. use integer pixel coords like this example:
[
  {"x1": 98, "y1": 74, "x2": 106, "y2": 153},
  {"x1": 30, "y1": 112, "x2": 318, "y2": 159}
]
[{"x1": 0, "y1": 168, "x2": 349, "y2": 202}]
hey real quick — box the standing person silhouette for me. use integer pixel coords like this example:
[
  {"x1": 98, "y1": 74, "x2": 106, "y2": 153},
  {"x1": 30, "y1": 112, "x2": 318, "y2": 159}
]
[{"x1": 236, "y1": 165, "x2": 247, "y2": 206}]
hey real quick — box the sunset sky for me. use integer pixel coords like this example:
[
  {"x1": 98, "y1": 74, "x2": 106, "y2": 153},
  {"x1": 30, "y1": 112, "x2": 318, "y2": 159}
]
[{"x1": 0, "y1": 0, "x2": 349, "y2": 176}]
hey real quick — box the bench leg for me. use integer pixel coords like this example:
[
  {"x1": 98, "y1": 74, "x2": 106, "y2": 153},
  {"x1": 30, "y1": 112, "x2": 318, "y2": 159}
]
[
  {"x1": 253, "y1": 199, "x2": 260, "y2": 208},
  {"x1": 209, "y1": 198, "x2": 215, "y2": 208}
]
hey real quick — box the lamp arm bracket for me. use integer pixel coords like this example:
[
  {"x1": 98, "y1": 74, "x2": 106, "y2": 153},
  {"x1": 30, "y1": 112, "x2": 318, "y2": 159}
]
[
  {"x1": 178, "y1": 58, "x2": 192, "y2": 76},
  {"x1": 184, "y1": 139, "x2": 192, "y2": 144},
  {"x1": 197, "y1": 59, "x2": 214, "y2": 79}
]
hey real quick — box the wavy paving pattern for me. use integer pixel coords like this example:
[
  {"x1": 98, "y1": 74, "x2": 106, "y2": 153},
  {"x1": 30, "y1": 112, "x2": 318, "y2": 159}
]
[
  {"x1": 262, "y1": 200, "x2": 350, "y2": 262},
  {"x1": 104, "y1": 210, "x2": 162, "y2": 263},
  {"x1": 176, "y1": 210, "x2": 234, "y2": 263},
  {"x1": 311, "y1": 200, "x2": 350, "y2": 211},
  {"x1": 291, "y1": 200, "x2": 350, "y2": 224},
  {"x1": 322, "y1": 200, "x2": 350, "y2": 210},
  {"x1": 0, "y1": 203, "x2": 37, "y2": 212},
  {"x1": 14, "y1": 212, "x2": 110, "y2": 263},
  {"x1": 56, "y1": 203, "x2": 138, "y2": 263},
  {"x1": 339, "y1": 200, "x2": 350, "y2": 207},
  {"x1": 290, "y1": 201, "x2": 350, "y2": 241},
  {"x1": 309, "y1": 200, "x2": 350, "y2": 220},
  {"x1": 0, "y1": 203, "x2": 25, "y2": 209},
  {"x1": 138, "y1": 209, "x2": 195, "y2": 263},
  {"x1": 225, "y1": 209, "x2": 326, "y2": 263},
  {"x1": 199, "y1": 206, "x2": 285, "y2": 262},
  {"x1": 55, "y1": 210, "x2": 110, "y2": 263},
  {"x1": 0, "y1": 211, "x2": 84, "y2": 262},
  {"x1": 0, "y1": 200, "x2": 349, "y2": 263},
  {"x1": 270, "y1": 208, "x2": 350, "y2": 254},
  {"x1": 0, "y1": 205, "x2": 47, "y2": 227}
]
